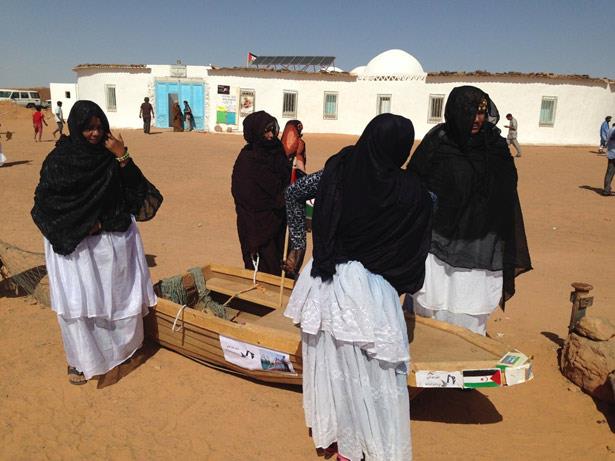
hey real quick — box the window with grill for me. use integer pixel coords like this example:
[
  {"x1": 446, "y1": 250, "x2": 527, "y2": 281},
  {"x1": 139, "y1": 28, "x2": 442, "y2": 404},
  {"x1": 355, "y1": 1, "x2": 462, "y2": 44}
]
[
  {"x1": 65, "y1": 91, "x2": 71, "y2": 98},
  {"x1": 539, "y1": 96, "x2": 557, "y2": 126},
  {"x1": 428, "y1": 94, "x2": 445, "y2": 123},
  {"x1": 282, "y1": 91, "x2": 297, "y2": 118},
  {"x1": 377, "y1": 94, "x2": 391, "y2": 114},
  {"x1": 323, "y1": 92, "x2": 338, "y2": 120},
  {"x1": 105, "y1": 85, "x2": 117, "y2": 112}
]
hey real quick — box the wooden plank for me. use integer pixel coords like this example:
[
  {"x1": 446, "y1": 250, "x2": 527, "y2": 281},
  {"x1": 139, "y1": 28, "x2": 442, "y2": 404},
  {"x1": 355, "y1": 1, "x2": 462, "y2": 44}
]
[
  {"x1": 206, "y1": 264, "x2": 295, "y2": 290},
  {"x1": 205, "y1": 276, "x2": 291, "y2": 309}
]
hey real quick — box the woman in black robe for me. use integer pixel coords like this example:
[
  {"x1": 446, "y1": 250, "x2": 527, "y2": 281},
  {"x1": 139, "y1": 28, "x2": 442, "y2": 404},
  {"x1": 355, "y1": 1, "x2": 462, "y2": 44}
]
[
  {"x1": 407, "y1": 85, "x2": 531, "y2": 335},
  {"x1": 31, "y1": 100, "x2": 163, "y2": 384},
  {"x1": 231, "y1": 111, "x2": 290, "y2": 275},
  {"x1": 285, "y1": 114, "x2": 432, "y2": 461}
]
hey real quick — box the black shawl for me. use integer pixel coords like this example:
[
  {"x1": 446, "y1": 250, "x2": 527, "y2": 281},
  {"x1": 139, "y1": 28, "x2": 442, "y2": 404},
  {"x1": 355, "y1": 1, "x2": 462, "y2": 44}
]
[
  {"x1": 311, "y1": 114, "x2": 432, "y2": 294},
  {"x1": 31, "y1": 100, "x2": 163, "y2": 255},
  {"x1": 408, "y1": 86, "x2": 531, "y2": 302},
  {"x1": 231, "y1": 111, "x2": 291, "y2": 253}
]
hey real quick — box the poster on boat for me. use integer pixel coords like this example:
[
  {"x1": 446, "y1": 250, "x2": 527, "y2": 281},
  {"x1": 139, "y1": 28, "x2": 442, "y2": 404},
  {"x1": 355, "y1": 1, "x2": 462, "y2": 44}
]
[{"x1": 219, "y1": 335, "x2": 295, "y2": 373}]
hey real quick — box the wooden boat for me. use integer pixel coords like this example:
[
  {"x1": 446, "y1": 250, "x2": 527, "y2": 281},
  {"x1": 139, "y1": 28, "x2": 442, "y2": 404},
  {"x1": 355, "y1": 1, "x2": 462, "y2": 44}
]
[{"x1": 147, "y1": 264, "x2": 534, "y2": 393}]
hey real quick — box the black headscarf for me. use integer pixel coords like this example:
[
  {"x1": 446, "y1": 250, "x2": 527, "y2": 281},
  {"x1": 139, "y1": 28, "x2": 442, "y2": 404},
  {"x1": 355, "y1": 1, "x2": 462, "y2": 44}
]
[
  {"x1": 231, "y1": 111, "x2": 290, "y2": 252},
  {"x1": 31, "y1": 100, "x2": 163, "y2": 255},
  {"x1": 408, "y1": 86, "x2": 531, "y2": 302},
  {"x1": 311, "y1": 114, "x2": 432, "y2": 294}
]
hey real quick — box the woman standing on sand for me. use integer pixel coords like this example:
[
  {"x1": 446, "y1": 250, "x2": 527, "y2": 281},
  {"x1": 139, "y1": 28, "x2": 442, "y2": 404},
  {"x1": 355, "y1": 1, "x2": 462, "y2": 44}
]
[
  {"x1": 231, "y1": 111, "x2": 290, "y2": 276},
  {"x1": 407, "y1": 86, "x2": 531, "y2": 335},
  {"x1": 171, "y1": 102, "x2": 184, "y2": 132},
  {"x1": 285, "y1": 114, "x2": 432, "y2": 461},
  {"x1": 31, "y1": 100, "x2": 163, "y2": 384},
  {"x1": 32, "y1": 106, "x2": 47, "y2": 142}
]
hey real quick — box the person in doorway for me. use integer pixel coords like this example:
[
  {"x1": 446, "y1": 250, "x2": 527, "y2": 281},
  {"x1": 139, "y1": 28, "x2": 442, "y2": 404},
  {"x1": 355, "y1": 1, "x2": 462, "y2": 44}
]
[
  {"x1": 231, "y1": 111, "x2": 290, "y2": 275},
  {"x1": 599, "y1": 116, "x2": 612, "y2": 153},
  {"x1": 139, "y1": 97, "x2": 155, "y2": 134},
  {"x1": 504, "y1": 113, "x2": 522, "y2": 157},
  {"x1": 171, "y1": 102, "x2": 184, "y2": 132},
  {"x1": 407, "y1": 86, "x2": 532, "y2": 336},
  {"x1": 602, "y1": 122, "x2": 615, "y2": 196},
  {"x1": 52, "y1": 101, "x2": 65, "y2": 139},
  {"x1": 285, "y1": 114, "x2": 432, "y2": 461},
  {"x1": 183, "y1": 101, "x2": 193, "y2": 131},
  {"x1": 31, "y1": 100, "x2": 163, "y2": 385},
  {"x1": 32, "y1": 106, "x2": 48, "y2": 142}
]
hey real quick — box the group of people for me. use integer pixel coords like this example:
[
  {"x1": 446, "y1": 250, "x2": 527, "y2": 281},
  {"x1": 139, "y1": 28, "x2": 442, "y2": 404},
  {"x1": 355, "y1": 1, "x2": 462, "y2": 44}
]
[
  {"x1": 30, "y1": 86, "x2": 531, "y2": 460},
  {"x1": 231, "y1": 86, "x2": 531, "y2": 460},
  {"x1": 139, "y1": 97, "x2": 195, "y2": 133}
]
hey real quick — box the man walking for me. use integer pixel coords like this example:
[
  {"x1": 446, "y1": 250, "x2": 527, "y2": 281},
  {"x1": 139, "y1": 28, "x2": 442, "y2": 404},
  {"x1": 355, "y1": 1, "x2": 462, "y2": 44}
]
[
  {"x1": 599, "y1": 116, "x2": 611, "y2": 153},
  {"x1": 139, "y1": 97, "x2": 155, "y2": 134},
  {"x1": 504, "y1": 113, "x2": 522, "y2": 157},
  {"x1": 603, "y1": 122, "x2": 615, "y2": 196},
  {"x1": 52, "y1": 101, "x2": 65, "y2": 139}
]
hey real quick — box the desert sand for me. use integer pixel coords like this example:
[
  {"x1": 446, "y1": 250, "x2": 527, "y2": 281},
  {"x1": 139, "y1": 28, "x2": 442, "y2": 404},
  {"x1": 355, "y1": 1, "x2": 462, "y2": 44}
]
[{"x1": 0, "y1": 102, "x2": 614, "y2": 460}]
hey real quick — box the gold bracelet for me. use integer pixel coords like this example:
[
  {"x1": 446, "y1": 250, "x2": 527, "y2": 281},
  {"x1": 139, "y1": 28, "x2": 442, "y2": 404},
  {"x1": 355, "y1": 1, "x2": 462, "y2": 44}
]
[{"x1": 116, "y1": 151, "x2": 130, "y2": 162}]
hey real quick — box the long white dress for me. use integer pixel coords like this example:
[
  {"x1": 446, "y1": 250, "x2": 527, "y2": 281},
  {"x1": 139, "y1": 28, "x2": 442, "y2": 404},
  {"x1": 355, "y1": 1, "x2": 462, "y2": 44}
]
[
  {"x1": 44, "y1": 218, "x2": 157, "y2": 379},
  {"x1": 285, "y1": 259, "x2": 411, "y2": 461},
  {"x1": 410, "y1": 253, "x2": 503, "y2": 335}
]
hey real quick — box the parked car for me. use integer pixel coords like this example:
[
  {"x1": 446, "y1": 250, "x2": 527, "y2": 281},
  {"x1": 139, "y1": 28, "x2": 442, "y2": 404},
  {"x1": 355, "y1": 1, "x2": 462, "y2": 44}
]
[{"x1": 0, "y1": 89, "x2": 43, "y2": 108}]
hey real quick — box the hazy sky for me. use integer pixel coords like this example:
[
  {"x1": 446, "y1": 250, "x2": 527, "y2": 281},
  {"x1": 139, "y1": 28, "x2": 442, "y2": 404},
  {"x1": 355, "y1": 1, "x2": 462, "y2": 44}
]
[{"x1": 1, "y1": 0, "x2": 612, "y2": 87}]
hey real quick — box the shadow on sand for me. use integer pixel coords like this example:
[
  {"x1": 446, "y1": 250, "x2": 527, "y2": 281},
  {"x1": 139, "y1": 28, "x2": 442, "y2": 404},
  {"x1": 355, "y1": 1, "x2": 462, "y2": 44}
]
[
  {"x1": 579, "y1": 185, "x2": 612, "y2": 196},
  {"x1": 1, "y1": 160, "x2": 32, "y2": 168},
  {"x1": 96, "y1": 340, "x2": 160, "y2": 389},
  {"x1": 411, "y1": 388, "x2": 503, "y2": 424}
]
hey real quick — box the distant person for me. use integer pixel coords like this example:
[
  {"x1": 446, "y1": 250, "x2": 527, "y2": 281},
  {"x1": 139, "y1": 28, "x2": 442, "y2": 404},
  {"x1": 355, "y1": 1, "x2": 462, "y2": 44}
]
[
  {"x1": 183, "y1": 101, "x2": 193, "y2": 131},
  {"x1": 599, "y1": 116, "x2": 611, "y2": 153},
  {"x1": 602, "y1": 122, "x2": 615, "y2": 196},
  {"x1": 504, "y1": 113, "x2": 522, "y2": 157},
  {"x1": 171, "y1": 102, "x2": 183, "y2": 132},
  {"x1": 281, "y1": 120, "x2": 306, "y2": 175},
  {"x1": 52, "y1": 101, "x2": 65, "y2": 139},
  {"x1": 231, "y1": 111, "x2": 290, "y2": 275},
  {"x1": 0, "y1": 120, "x2": 6, "y2": 167},
  {"x1": 408, "y1": 86, "x2": 532, "y2": 336},
  {"x1": 32, "y1": 106, "x2": 48, "y2": 142},
  {"x1": 139, "y1": 97, "x2": 155, "y2": 134},
  {"x1": 31, "y1": 100, "x2": 163, "y2": 385}
]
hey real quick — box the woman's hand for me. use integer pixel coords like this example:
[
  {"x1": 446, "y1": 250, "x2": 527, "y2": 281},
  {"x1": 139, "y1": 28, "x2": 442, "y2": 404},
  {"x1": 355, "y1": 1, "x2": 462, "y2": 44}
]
[{"x1": 105, "y1": 132, "x2": 125, "y2": 157}]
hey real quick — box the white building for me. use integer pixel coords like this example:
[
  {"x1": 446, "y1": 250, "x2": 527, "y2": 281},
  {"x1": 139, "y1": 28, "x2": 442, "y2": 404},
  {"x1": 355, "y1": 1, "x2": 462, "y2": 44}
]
[{"x1": 52, "y1": 50, "x2": 615, "y2": 145}]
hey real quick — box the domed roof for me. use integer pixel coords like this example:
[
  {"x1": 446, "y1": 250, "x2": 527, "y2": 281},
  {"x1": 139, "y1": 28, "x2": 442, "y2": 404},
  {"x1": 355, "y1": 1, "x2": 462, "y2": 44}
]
[
  {"x1": 350, "y1": 65, "x2": 366, "y2": 76},
  {"x1": 364, "y1": 49, "x2": 424, "y2": 78}
]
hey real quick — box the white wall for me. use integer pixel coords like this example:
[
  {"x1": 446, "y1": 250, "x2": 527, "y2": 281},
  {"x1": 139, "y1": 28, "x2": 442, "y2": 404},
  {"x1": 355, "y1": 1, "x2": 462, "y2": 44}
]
[
  {"x1": 49, "y1": 83, "x2": 77, "y2": 117},
  {"x1": 71, "y1": 64, "x2": 615, "y2": 145}
]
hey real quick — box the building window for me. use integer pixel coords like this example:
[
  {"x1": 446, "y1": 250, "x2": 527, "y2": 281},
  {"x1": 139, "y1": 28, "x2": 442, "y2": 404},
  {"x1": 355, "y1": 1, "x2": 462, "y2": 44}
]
[
  {"x1": 282, "y1": 90, "x2": 297, "y2": 118},
  {"x1": 377, "y1": 94, "x2": 391, "y2": 114},
  {"x1": 428, "y1": 94, "x2": 445, "y2": 123},
  {"x1": 65, "y1": 91, "x2": 71, "y2": 98},
  {"x1": 323, "y1": 92, "x2": 338, "y2": 120},
  {"x1": 539, "y1": 96, "x2": 557, "y2": 126},
  {"x1": 105, "y1": 85, "x2": 117, "y2": 112}
]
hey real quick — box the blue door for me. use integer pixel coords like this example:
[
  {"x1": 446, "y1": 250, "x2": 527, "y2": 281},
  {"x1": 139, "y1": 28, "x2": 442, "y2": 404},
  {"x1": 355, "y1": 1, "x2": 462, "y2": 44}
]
[{"x1": 156, "y1": 81, "x2": 205, "y2": 129}]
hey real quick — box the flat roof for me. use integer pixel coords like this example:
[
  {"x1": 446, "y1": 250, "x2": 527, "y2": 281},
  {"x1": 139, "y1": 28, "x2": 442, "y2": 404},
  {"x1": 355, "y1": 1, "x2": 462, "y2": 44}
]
[{"x1": 427, "y1": 70, "x2": 613, "y2": 84}]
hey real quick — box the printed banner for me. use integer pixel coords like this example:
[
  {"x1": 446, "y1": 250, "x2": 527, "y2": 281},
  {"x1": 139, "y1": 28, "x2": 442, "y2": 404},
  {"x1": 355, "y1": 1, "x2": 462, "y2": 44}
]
[
  {"x1": 415, "y1": 371, "x2": 463, "y2": 388},
  {"x1": 219, "y1": 335, "x2": 295, "y2": 373},
  {"x1": 239, "y1": 89, "x2": 255, "y2": 117}
]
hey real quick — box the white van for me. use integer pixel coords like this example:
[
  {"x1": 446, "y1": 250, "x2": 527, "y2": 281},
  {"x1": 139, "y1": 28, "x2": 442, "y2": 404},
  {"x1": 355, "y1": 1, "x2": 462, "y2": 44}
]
[{"x1": 0, "y1": 89, "x2": 43, "y2": 108}]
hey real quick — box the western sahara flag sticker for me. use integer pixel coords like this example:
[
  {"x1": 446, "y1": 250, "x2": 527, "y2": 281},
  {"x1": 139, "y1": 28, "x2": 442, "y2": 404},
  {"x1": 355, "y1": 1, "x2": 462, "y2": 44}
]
[{"x1": 462, "y1": 369, "x2": 502, "y2": 388}]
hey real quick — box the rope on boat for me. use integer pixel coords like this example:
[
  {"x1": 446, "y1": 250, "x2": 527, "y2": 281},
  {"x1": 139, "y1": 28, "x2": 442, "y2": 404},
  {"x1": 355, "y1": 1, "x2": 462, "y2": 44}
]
[
  {"x1": 251, "y1": 254, "x2": 260, "y2": 286},
  {"x1": 171, "y1": 304, "x2": 187, "y2": 332}
]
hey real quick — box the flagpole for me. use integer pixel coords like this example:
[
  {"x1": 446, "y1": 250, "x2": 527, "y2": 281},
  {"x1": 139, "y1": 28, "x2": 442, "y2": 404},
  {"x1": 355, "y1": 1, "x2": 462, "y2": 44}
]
[{"x1": 278, "y1": 157, "x2": 297, "y2": 308}]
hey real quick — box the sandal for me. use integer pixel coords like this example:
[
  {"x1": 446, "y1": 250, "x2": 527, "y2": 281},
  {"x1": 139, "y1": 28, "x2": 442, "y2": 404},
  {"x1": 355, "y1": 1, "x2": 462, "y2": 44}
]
[{"x1": 67, "y1": 366, "x2": 87, "y2": 385}]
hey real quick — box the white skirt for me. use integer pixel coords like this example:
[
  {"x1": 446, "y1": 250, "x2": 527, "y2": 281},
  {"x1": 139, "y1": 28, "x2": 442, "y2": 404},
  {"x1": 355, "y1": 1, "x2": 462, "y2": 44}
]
[
  {"x1": 410, "y1": 253, "x2": 503, "y2": 335},
  {"x1": 285, "y1": 259, "x2": 411, "y2": 461},
  {"x1": 44, "y1": 219, "x2": 157, "y2": 379}
]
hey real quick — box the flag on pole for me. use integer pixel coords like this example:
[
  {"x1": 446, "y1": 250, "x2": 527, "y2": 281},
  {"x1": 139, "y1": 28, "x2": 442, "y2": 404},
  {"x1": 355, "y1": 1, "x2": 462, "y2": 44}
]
[{"x1": 247, "y1": 52, "x2": 258, "y2": 64}]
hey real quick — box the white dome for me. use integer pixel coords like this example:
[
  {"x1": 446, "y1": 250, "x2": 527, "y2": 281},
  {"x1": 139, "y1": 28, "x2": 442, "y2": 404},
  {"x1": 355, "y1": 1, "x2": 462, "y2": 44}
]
[
  {"x1": 350, "y1": 65, "x2": 366, "y2": 76},
  {"x1": 364, "y1": 49, "x2": 424, "y2": 77}
]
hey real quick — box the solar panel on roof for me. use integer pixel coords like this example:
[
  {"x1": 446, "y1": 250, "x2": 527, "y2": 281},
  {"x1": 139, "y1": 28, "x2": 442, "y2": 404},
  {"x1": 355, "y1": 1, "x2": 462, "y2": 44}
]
[{"x1": 250, "y1": 56, "x2": 335, "y2": 70}]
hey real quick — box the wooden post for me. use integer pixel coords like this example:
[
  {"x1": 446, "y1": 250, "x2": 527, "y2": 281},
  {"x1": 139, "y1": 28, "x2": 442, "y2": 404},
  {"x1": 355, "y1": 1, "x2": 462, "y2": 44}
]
[{"x1": 568, "y1": 282, "x2": 594, "y2": 332}]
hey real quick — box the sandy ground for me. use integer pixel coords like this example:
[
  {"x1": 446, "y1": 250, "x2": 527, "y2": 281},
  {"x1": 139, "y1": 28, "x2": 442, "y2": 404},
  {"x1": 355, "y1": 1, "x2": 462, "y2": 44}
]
[{"x1": 0, "y1": 102, "x2": 614, "y2": 460}]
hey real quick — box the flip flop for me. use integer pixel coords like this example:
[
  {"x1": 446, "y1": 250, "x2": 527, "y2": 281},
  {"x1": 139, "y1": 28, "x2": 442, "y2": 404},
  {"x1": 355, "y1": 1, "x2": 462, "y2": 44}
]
[{"x1": 67, "y1": 366, "x2": 87, "y2": 385}]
